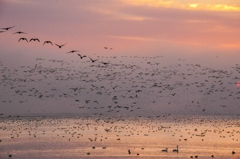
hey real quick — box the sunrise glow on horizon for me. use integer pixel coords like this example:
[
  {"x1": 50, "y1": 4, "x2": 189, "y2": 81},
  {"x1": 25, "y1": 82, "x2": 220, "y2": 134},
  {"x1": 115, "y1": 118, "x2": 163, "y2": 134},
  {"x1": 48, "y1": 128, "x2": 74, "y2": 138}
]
[{"x1": 0, "y1": 0, "x2": 239, "y2": 58}]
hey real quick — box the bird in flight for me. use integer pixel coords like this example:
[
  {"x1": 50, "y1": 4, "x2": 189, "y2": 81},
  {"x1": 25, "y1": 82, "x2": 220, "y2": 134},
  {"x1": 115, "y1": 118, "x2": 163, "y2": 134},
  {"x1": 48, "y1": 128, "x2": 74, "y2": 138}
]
[
  {"x1": 104, "y1": 47, "x2": 108, "y2": 49},
  {"x1": 13, "y1": 31, "x2": 27, "y2": 34},
  {"x1": 30, "y1": 38, "x2": 40, "y2": 42},
  {"x1": 55, "y1": 43, "x2": 67, "y2": 48},
  {"x1": 43, "y1": 41, "x2": 53, "y2": 46},
  {"x1": 77, "y1": 54, "x2": 86, "y2": 59},
  {"x1": 1, "y1": 26, "x2": 15, "y2": 30},
  {"x1": 89, "y1": 57, "x2": 98, "y2": 63},
  {"x1": 67, "y1": 50, "x2": 80, "y2": 54},
  {"x1": 101, "y1": 62, "x2": 109, "y2": 66},
  {"x1": 18, "y1": 38, "x2": 28, "y2": 43}
]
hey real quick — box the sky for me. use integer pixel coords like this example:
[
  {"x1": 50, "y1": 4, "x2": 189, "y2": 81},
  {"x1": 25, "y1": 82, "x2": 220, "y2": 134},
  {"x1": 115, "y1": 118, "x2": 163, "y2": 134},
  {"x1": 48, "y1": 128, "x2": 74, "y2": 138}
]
[
  {"x1": 1, "y1": 0, "x2": 240, "y2": 57},
  {"x1": 0, "y1": 0, "x2": 240, "y2": 116}
]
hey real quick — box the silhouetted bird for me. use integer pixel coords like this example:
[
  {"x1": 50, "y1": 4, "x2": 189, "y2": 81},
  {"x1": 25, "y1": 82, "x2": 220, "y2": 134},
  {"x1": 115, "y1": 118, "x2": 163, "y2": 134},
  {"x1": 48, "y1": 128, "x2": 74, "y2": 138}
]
[
  {"x1": 30, "y1": 38, "x2": 40, "y2": 42},
  {"x1": 1, "y1": 26, "x2": 15, "y2": 30},
  {"x1": 43, "y1": 41, "x2": 53, "y2": 46},
  {"x1": 67, "y1": 50, "x2": 79, "y2": 54},
  {"x1": 13, "y1": 31, "x2": 27, "y2": 34},
  {"x1": 78, "y1": 54, "x2": 86, "y2": 59},
  {"x1": 89, "y1": 57, "x2": 98, "y2": 63},
  {"x1": 18, "y1": 38, "x2": 28, "y2": 43},
  {"x1": 55, "y1": 43, "x2": 67, "y2": 48}
]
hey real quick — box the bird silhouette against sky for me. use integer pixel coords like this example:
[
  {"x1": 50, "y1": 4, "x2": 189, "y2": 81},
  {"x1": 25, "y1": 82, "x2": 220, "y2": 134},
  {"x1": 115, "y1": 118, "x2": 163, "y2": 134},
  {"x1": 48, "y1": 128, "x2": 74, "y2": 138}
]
[
  {"x1": 1, "y1": 25, "x2": 15, "y2": 30},
  {"x1": 55, "y1": 43, "x2": 67, "y2": 48},
  {"x1": 30, "y1": 38, "x2": 40, "y2": 42},
  {"x1": 13, "y1": 31, "x2": 27, "y2": 34},
  {"x1": 67, "y1": 50, "x2": 80, "y2": 54},
  {"x1": 78, "y1": 54, "x2": 86, "y2": 59},
  {"x1": 89, "y1": 57, "x2": 98, "y2": 63},
  {"x1": 18, "y1": 37, "x2": 28, "y2": 43},
  {"x1": 43, "y1": 41, "x2": 53, "y2": 46}
]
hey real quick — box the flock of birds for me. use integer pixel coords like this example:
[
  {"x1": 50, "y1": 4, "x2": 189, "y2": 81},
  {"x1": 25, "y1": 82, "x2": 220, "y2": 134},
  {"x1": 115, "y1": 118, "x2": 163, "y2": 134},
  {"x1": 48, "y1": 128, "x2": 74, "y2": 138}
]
[
  {"x1": 1, "y1": 25, "x2": 240, "y2": 116},
  {"x1": 0, "y1": 115, "x2": 239, "y2": 158},
  {"x1": 0, "y1": 25, "x2": 113, "y2": 63},
  {"x1": 1, "y1": 25, "x2": 240, "y2": 158}
]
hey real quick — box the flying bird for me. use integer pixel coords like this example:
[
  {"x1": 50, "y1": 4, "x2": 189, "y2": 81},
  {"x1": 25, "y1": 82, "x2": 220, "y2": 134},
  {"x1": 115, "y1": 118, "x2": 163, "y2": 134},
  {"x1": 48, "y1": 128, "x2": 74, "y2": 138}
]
[
  {"x1": 89, "y1": 57, "x2": 98, "y2": 63},
  {"x1": 77, "y1": 54, "x2": 86, "y2": 59},
  {"x1": 13, "y1": 31, "x2": 27, "y2": 34},
  {"x1": 18, "y1": 38, "x2": 28, "y2": 43},
  {"x1": 43, "y1": 41, "x2": 53, "y2": 46},
  {"x1": 101, "y1": 62, "x2": 109, "y2": 66},
  {"x1": 67, "y1": 50, "x2": 80, "y2": 54},
  {"x1": 30, "y1": 38, "x2": 40, "y2": 42},
  {"x1": 55, "y1": 43, "x2": 67, "y2": 48},
  {"x1": 1, "y1": 26, "x2": 15, "y2": 30}
]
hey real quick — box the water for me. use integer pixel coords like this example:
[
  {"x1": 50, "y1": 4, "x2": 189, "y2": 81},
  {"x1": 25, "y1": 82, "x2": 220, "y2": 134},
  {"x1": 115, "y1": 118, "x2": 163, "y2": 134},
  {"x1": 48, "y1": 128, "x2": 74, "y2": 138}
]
[{"x1": 0, "y1": 115, "x2": 240, "y2": 158}]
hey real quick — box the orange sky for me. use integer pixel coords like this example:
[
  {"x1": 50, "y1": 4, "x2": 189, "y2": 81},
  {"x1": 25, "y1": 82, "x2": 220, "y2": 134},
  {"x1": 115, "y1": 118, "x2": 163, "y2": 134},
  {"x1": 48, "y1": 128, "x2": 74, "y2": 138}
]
[{"x1": 0, "y1": 0, "x2": 240, "y2": 58}]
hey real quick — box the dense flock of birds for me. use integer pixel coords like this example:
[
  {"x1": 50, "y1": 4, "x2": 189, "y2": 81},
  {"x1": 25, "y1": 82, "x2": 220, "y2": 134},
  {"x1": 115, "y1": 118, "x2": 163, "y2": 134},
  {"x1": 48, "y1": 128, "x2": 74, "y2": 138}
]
[
  {"x1": 0, "y1": 25, "x2": 240, "y2": 116},
  {"x1": 0, "y1": 115, "x2": 239, "y2": 158},
  {"x1": 1, "y1": 25, "x2": 240, "y2": 158}
]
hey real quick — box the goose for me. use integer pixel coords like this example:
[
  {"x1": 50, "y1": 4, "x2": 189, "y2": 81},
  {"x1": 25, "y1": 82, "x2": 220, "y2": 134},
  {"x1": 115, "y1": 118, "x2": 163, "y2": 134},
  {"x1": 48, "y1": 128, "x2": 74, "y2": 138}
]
[
  {"x1": 55, "y1": 43, "x2": 67, "y2": 48},
  {"x1": 13, "y1": 31, "x2": 27, "y2": 34},
  {"x1": 18, "y1": 38, "x2": 28, "y2": 43},
  {"x1": 43, "y1": 41, "x2": 53, "y2": 45},
  {"x1": 77, "y1": 54, "x2": 86, "y2": 59},
  {"x1": 89, "y1": 57, "x2": 98, "y2": 63},
  {"x1": 67, "y1": 50, "x2": 79, "y2": 54},
  {"x1": 162, "y1": 148, "x2": 168, "y2": 152},
  {"x1": 173, "y1": 145, "x2": 178, "y2": 153},
  {"x1": 1, "y1": 26, "x2": 15, "y2": 30},
  {"x1": 30, "y1": 38, "x2": 40, "y2": 42}
]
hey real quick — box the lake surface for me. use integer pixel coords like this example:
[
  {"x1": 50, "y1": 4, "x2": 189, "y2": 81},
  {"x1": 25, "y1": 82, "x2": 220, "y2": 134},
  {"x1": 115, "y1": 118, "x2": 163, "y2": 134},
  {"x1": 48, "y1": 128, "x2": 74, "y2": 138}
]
[{"x1": 0, "y1": 115, "x2": 240, "y2": 159}]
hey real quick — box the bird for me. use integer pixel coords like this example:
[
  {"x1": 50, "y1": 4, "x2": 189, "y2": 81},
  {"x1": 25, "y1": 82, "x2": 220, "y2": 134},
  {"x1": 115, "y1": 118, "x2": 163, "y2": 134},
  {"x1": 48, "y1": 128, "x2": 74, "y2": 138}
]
[
  {"x1": 43, "y1": 41, "x2": 53, "y2": 46},
  {"x1": 13, "y1": 31, "x2": 27, "y2": 34},
  {"x1": 18, "y1": 38, "x2": 28, "y2": 43},
  {"x1": 55, "y1": 43, "x2": 67, "y2": 48},
  {"x1": 89, "y1": 57, "x2": 98, "y2": 63},
  {"x1": 173, "y1": 145, "x2": 178, "y2": 153},
  {"x1": 101, "y1": 62, "x2": 109, "y2": 66},
  {"x1": 162, "y1": 148, "x2": 168, "y2": 152},
  {"x1": 67, "y1": 50, "x2": 79, "y2": 54},
  {"x1": 77, "y1": 54, "x2": 86, "y2": 59},
  {"x1": 29, "y1": 38, "x2": 40, "y2": 42},
  {"x1": 1, "y1": 26, "x2": 15, "y2": 30},
  {"x1": 104, "y1": 47, "x2": 108, "y2": 49}
]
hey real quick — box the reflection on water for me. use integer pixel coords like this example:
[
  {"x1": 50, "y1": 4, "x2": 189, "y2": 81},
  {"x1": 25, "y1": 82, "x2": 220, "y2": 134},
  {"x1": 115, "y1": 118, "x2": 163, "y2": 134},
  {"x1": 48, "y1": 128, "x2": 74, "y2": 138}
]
[{"x1": 0, "y1": 115, "x2": 240, "y2": 159}]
